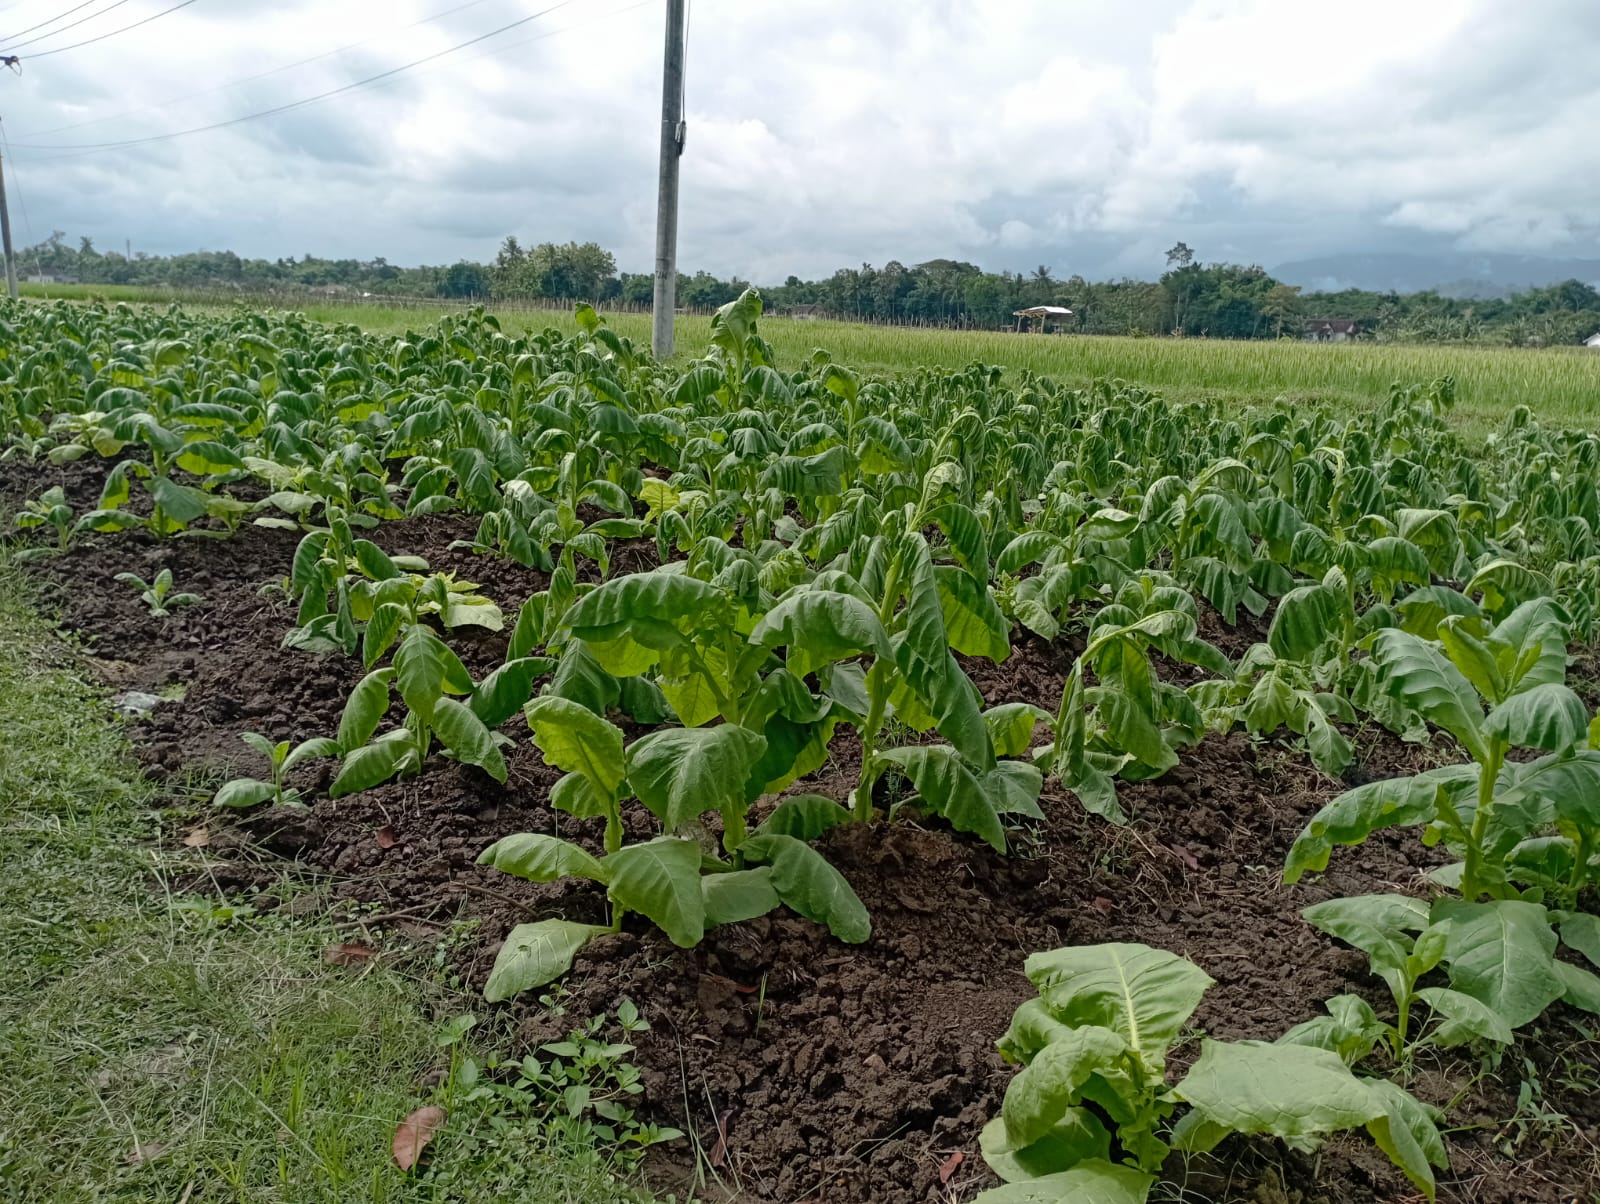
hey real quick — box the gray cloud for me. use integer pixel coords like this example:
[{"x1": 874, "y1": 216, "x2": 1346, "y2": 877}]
[{"x1": 2, "y1": 0, "x2": 1595, "y2": 280}]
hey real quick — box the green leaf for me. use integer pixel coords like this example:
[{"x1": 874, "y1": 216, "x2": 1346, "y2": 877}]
[
  {"x1": 471, "y1": 657, "x2": 556, "y2": 728},
  {"x1": 894, "y1": 535, "x2": 994, "y2": 770},
  {"x1": 741, "y1": 833, "x2": 870, "y2": 943},
  {"x1": 329, "y1": 738, "x2": 416, "y2": 798},
  {"x1": 1484, "y1": 683, "x2": 1589, "y2": 753},
  {"x1": 978, "y1": 1112, "x2": 1111, "y2": 1184},
  {"x1": 393, "y1": 626, "x2": 454, "y2": 719},
  {"x1": 985, "y1": 703, "x2": 1053, "y2": 758},
  {"x1": 702, "y1": 867, "x2": 782, "y2": 927},
  {"x1": 431, "y1": 697, "x2": 507, "y2": 782},
  {"x1": 1268, "y1": 583, "x2": 1343, "y2": 661},
  {"x1": 970, "y1": 1161, "x2": 1154, "y2": 1204},
  {"x1": 1363, "y1": 1078, "x2": 1446, "y2": 1202},
  {"x1": 1000, "y1": 1026, "x2": 1131, "y2": 1149},
  {"x1": 1301, "y1": 893, "x2": 1429, "y2": 971},
  {"x1": 1174, "y1": 1040, "x2": 1384, "y2": 1140},
  {"x1": 756, "y1": 793, "x2": 853, "y2": 842},
  {"x1": 935, "y1": 566, "x2": 1011, "y2": 661},
  {"x1": 1430, "y1": 898, "x2": 1563, "y2": 1029},
  {"x1": 484, "y1": 919, "x2": 611, "y2": 1001},
  {"x1": 477, "y1": 833, "x2": 607, "y2": 884},
  {"x1": 1415, "y1": 987, "x2": 1514, "y2": 1047},
  {"x1": 1370, "y1": 628, "x2": 1487, "y2": 761},
  {"x1": 362, "y1": 602, "x2": 407, "y2": 668},
  {"x1": 1284, "y1": 765, "x2": 1479, "y2": 883},
  {"x1": 605, "y1": 838, "x2": 705, "y2": 949},
  {"x1": 283, "y1": 737, "x2": 340, "y2": 773},
  {"x1": 337, "y1": 668, "x2": 395, "y2": 751},
  {"x1": 876, "y1": 744, "x2": 1006, "y2": 853},
  {"x1": 624, "y1": 725, "x2": 767, "y2": 833},
  {"x1": 565, "y1": 570, "x2": 722, "y2": 640},
  {"x1": 1553, "y1": 960, "x2": 1600, "y2": 1015},
  {"x1": 1093, "y1": 690, "x2": 1178, "y2": 774},
  {"x1": 749, "y1": 589, "x2": 891, "y2": 678},
  {"x1": 1562, "y1": 914, "x2": 1600, "y2": 969},
  {"x1": 523, "y1": 696, "x2": 626, "y2": 797},
  {"x1": 1023, "y1": 943, "x2": 1213, "y2": 1074},
  {"x1": 213, "y1": 778, "x2": 276, "y2": 808},
  {"x1": 147, "y1": 475, "x2": 211, "y2": 528}
]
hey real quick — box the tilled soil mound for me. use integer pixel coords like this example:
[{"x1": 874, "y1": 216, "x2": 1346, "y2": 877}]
[{"x1": 7, "y1": 455, "x2": 1597, "y2": 1204}]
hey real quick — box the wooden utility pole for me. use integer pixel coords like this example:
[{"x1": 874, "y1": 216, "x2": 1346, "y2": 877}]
[
  {"x1": 650, "y1": 0, "x2": 686, "y2": 360},
  {"x1": 0, "y1": 145, "x2": 17, "y2": 300}
]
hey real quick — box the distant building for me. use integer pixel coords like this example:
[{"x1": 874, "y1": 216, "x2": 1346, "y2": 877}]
[
  {"x1": 26, "y1": 271, "x2": 78, "y2": 285},
  {"x1": 1586, "y1": 331, "x2": 1600, "y2": 349},
  {"x1": 1304, "y1": 318, "x2": 1361, "y2": 343},
  {"x1": 788, "y1": 304, "x2": 823, "y2": 320},
  {"x1": 1013, "y1": 305, "x2": 1074, "y2": 333}
]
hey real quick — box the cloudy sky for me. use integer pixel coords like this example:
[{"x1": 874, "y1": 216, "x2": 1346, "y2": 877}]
[{"x1": 3, "y1": 0, "x2": 1597, "y2": 281}]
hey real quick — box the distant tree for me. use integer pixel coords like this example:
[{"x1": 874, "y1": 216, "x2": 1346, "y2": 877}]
[
  {"x1": 438, "y1": 260, "x2": 490, "y2": 299},
  {"x1": 1165, "y1": 242, "x2": 1195, "y2": 269}
]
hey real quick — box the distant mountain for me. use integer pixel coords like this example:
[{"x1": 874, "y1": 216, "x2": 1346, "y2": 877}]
[{"x1": 1271, "y1": 252, "x2": 1600, "y2": 298}]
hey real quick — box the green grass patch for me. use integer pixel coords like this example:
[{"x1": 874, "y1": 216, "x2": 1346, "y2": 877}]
[{"x1": 0, "y1": 567, "x2": 655, "y2": 1203}]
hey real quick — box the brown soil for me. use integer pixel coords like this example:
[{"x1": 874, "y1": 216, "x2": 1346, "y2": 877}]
[{"x1": 5, "y1": 457, "x2": 1597, "y2": 1204}]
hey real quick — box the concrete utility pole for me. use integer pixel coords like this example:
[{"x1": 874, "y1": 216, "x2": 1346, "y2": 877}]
[
  {"x1": 0, "y1": 146, "x2": 17, "y2": 300},
  {"x1": 650, "y1": 0, "x2": 686, "y2": 360}
]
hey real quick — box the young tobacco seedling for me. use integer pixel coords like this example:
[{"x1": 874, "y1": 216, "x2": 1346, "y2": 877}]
[
  {"x1": 115, "y1": 568, "x2": 202, "y2": 618},
  {"x1": 1290, "y1": 893, "x2": 1600, "y2": 1059},
  {"x1": 212, "y1": 731, "x2": 340, "y2": 808},
  {"x1": 1286, "y1": 598, "x2": 1600, "y2": 904},
  {"x1": 978, "y1": 942, "x2": 1447, "y2": 1204},
  {"x1": 12, "y1": 486, "x2": 74, "y2": 556}
]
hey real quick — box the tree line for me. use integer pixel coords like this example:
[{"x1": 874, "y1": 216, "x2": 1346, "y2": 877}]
[{"x1": 20, "y1": 232, "x2": 1600, "y2": 346}]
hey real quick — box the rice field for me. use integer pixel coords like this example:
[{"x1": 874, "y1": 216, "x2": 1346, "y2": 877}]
[{"x1": 22, "y1": 282, "x2": 1600, "y2": 430}]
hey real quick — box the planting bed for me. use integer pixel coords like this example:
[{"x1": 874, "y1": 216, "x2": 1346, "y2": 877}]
[{"x1": 9, "y1": 454, "x2": 1598, "y2": 1204}]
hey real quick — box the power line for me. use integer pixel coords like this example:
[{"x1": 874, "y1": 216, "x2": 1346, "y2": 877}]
[
  {"x1": 5, "y1": 0, "x2": 106, "y2": 43},
  {"x1": 20, "y1": 0, "x2": 202, "y2": 59},
  {"x1": 3, "y1": 0, "x2": 135, "y2": 52},
  {"x1": 10, "y1": 0, "x2": 579, "y2": 152},
  {"x1": 24, "y1": 0, "x2": 507, "y2": 138}
]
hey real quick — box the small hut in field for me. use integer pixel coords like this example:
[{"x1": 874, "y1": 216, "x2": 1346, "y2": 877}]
[{"x1": 1012, "y1": 305, "x2": 1073, "y2": 333}]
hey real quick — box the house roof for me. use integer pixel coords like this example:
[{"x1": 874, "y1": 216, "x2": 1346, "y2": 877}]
[
  {"x1": 1305, "y1": 318, "x2": 1360, "y2": 332},
  {"x1": 1586, "y1": 331, "x2": 1600, "y2": 346},
  {"x1": 1014, "y1": 306, "x2": 1073, "y2": 317}
]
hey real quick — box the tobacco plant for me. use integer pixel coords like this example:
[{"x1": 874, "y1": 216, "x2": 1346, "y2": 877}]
[
  {"x1": 115, "y1": 568, "x2": 202, "y2": 617},
  {"x1": 213, "y1": 731, "x2": 339, "y2": 808},
  {"x1": 978, "y1": 942, "x2": 1446, "y2": 1203}
]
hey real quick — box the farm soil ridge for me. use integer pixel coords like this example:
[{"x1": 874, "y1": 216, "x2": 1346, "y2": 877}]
[{"x1": 6, "y1": 454, "x2": 1597, "y2": 1204}]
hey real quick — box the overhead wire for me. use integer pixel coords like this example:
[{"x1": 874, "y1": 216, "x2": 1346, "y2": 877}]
[
  {"x1": 21, "y1": 0, "x2": 202, "y2": 59},
  {"x1": 2, "y1": 0, "x2": 135, "y2": 52},
  {"x1": 24, "y1": 0, "x2": 508, "y2": 137},
  {"x1": 10, "y1": 0, "x2": 584, "y2": 154},
  {"x1": 4, "y1": 0, "x2": 106, "y2": 43}
]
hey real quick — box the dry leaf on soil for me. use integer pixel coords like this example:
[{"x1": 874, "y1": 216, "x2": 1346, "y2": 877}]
[
  {"x1": 182, "y1": 827, "x2": 209, "y2": 848},
  {"x1": 392, "y1": 1105, "x2": 446, "y2": 1171},
  {"x1": 374, "y1": 825, "x2": 397, "y2": 849},
  {"x1": 938, "y1": 1151, "x2": 964, "y2": 1184},
  {"x1": 323, "y1": 942, "x2": 377, "y2": 966}
]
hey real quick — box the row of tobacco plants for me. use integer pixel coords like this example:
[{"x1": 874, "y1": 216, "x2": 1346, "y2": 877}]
[{"x1": 5, "y1": 292, "x2": 1600, "y2": 1203}]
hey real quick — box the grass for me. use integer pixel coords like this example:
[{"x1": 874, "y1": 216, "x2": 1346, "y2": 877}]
[
  {"x1": 25, "y1": 281, "x2": 1600, "y2": 432},
  {"x1": 0, "y1": 564, "x2": 655, "y2": 1204}
]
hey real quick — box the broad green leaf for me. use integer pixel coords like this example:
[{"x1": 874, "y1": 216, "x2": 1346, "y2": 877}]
[
  {"x1": 1093, "y1": 690, "x2": 1178, "y2": 774},
  {"x1": 876, "y1": 744, "x2": 1006, "y2": 853},
  {"x1": 329, "y1": 737, "x2": 416, "y2": 798},
  {"x1": 283, "y1": 736, "x2": 340, "y2": 773},
  {"x1": 985, "y1": 703, "x2": 1053, "y2": 758},
  {"x1": 935, "y1": 566, "x2": 1011, "y2": 661},
  {"x1": 471, "y1": 657, "x2": 556, "y2": 728},
  {"x1": 749, "y1": 589, "x2": 891, "y2": 678},
  {"x1": 565, "y1": 570, "x2": 723, "y2": 640},
  {"x1": 549, "y1": 771, "x2": 615, "y2": 820},
  {"x1": 1562, "y1": 913, "x2": 1600, "y2": 968},
  {"x1": 1430, "y1": 898, "x2": 1563, "y2": 1029},
  {"x1": 1268, "y1": 583, "x2": 1343, "y2": 661},
  {"x1": 605, "y1": 838, "x2": 705, "y2": 949},
  {"x1": 624, "y1": 725, "x2": 767, "y2": 833},
  {"x1": 1370, "y1": 627, "x2": 1487, "y2": 761},
  {"x1": 147, "y1": 475, "x2": 211, "y2": 528},
  {"x1": 362, "y1": 602, "x2": 407, "y2": 668},
  {"x1": 1484, "y1": 683, "x2": 1588, "y2": 753},
  {"x1": 1000, "y1": 1027, "x2": 1131, "y2": 1149},
  {"x1": 1174, "y1": 1040, "x2": 1384, "y2": 1139},
  {"x1": 337, "y1": 668, "x2": 395, "y2": 751},
  {"x1": 741, "y1": 833, "x2": 870, "y2": 943},
  {"x1": 1023, "y1": 943, "x2": 1213, "y2": 1074},
  {"x1": 1415, "y1": 987, "x2": 1514, "y2": 1047},
  {"x1": 523, "y1": 695, "x2": 626, "y2": 797},
  {"x1": 546, "y1": 639, "x2": 623, "y2": 715},
  {"x1": 213, "y1": 778, "x2": 276, "y2": 808},
  {"x1": 484, "y1": 919, "x2": 611, "y2": 1001},
  {"x1": 394, "y1": 626, "x2": 455, "y2": 719},
  {"x1": 477, "y1": 833, "x2": 607, "y2": 884},
  {"x1": 756, "y1": 793, "x2": 853, "y2": 841},
  {"x1": 1553, "y1": 960, "x2": 1600, "y2": 1014},
  {"x1": 978, "y1": 1112, "x2": 1111, "y2": 1184},
  {"x1": 1284, "y1": 764, "x2": 1478, "y2": 882},
  {"x1": 1301, "y1": 894, "x2": 1429, "y2": 971},
  {"x1": 702, "y1": 867, "x2": 781, "y2": 927},
  {"x1": 985, "y1": 760, "x2": 1045, "y2": 819},
  {"x1": 1276, "y1": 994, "x2": 1385, "y2": 1065},
  {"x1": 1363, "y1": 1078, "x2": 1446, "y2": 1202},
  {"x1": 431, "y1": 697, "x2": 507, "y2": 782},
  {"x1": 970, "y1": 1161, "x2": 1154, "y2": 1204}
]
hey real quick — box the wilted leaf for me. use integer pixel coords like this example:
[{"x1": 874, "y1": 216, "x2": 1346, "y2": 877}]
[{"x1": 392, "y1": 1105, "x2": 446, "y2": 1170}]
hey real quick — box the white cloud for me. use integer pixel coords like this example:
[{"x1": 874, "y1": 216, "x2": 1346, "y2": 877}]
[{"x1": 0, "y1": 0, "x2": 1594, "y2": 278}]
